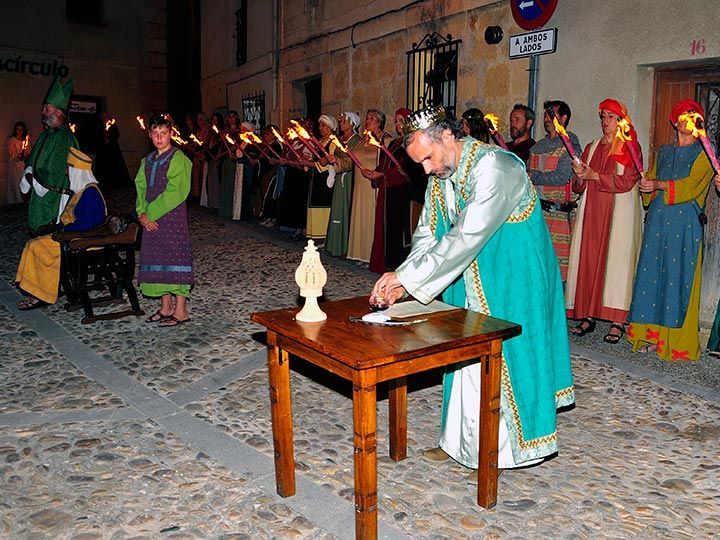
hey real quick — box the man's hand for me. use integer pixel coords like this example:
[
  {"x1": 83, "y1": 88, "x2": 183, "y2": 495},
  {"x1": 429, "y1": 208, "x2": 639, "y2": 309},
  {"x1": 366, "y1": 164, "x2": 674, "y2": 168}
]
[
  {"x1": 138, "y1": 214, "x2": 159, "y2": 231},
  {"x1": 371, "y1": 272, "x2": 406, "y2": 306}
]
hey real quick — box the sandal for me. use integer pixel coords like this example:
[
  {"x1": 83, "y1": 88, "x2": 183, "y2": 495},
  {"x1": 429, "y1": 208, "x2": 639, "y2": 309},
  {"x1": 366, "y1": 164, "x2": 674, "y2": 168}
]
[
  {"x1": 571, "y1": 318, "x2": 596, "y2": 337},
  {"x1": 603, "y1": 323, "x2": 626, "y2": 344},
  {"x1": 17, "y1": 298, "x2": 47, "y2": 311},
  {"x1": 158, "y1": 316, "x2": 191, "y2": 327},
  {"x1": 145, "y1": 310, "x2": 173, "y2": 323},
  {"x1": 637, "y1": 344, "x2": 657, "y2": 353}
]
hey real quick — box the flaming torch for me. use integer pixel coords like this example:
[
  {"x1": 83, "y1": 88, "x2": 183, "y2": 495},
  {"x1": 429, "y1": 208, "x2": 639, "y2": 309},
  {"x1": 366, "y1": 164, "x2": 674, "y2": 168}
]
[
  {"x1": 483, "y1": 113, "x2": 509, "y2": 150},
  {"x1": 21, "y1": 135, "x2": 29, "y2": 152},
  {"x1": 284, "y1": 129, "x2": 306, "y2": 161},
  {"x1": 248, "y1": 131, "x2": 281, "y2": 159},
  {"x1": 225, "y1": 133, "x2": 237, "y2": 146},
  {"x1": 104, "y1": 117, "x2": 116, "y2": 132},
  {"x1": 329, "y1": 134, "x2": 363, "y2": 169},
  {"x1": 288, "y1": 125, "x2": 321, "y2": 159},
  {"x1": 69, "y1": 123, "x2": 77, "y2": 133},
  {"x1": 136, "y1": 115, "x2": 146, "y2": 131},
  {"x1": 238, "y1": 132, "x2": 271, "y2": 160},
  {"x1": 679, "y1": 112, "x2": 720, "y2": 175},
  {"x1": 290, "y1": 120, "x2": 326, "y2": 157},
  {"x1": 614, "y1": 118, "x2": 644, "y2": 175},
  {"x1": 548, "y1": 108, "x2": 580, "y2": 164},
  {"x1": 365, "y1": 130, "x2": 403, "y2": 172},
  {"x1": 189, "y1": 133, "x2": 203, "y2": 146},
  {"x1": 212, "y1": 125, "x2": 220, "y2": 134}
]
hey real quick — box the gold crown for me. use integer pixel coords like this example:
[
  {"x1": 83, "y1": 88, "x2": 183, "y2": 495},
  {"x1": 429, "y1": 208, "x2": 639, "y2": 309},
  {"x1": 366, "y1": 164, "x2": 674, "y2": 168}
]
[{"x1": 404, "y1": 106, "x2": 447, "y2": 135}]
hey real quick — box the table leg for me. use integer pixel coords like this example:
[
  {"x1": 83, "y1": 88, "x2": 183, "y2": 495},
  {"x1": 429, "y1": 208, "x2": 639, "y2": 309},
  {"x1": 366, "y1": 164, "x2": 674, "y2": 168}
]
[
  {"x1": 388, "y1": 376, "x2": 407, "y2": 461},
  {"x1": 267, "y1": 335, "x2": 295, "y2": 497},
  {"x1": 477, "y1": 339, "x2": 502, "y2": 508},
  {"x1": 353, "y1": 369, "x2": 378, "y2": 539}
]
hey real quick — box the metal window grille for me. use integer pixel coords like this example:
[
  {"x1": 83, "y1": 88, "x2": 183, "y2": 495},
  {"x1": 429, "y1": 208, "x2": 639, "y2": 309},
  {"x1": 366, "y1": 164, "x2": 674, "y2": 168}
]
[
  {"x1": 697, "y1": 83, "x2": 720, "y2": 152},
  {"x1": 235, "y1": 1, "x2": 248, "y2": 66},
  {"x1": 242, "y1": 91, "x2": 266, "y2": 128},
  {"x1": 406, "y1": 32, "x2": 461, "y2": 117}
]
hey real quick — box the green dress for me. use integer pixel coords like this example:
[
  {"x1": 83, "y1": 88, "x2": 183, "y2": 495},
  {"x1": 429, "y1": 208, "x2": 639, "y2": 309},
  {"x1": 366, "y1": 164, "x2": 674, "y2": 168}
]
[
  {"x1": 325, "y1": 133, "x2": 359, "y2": 256},
  {"x1": 396, "y1": 139, "x2": 575, "y2": 467}
]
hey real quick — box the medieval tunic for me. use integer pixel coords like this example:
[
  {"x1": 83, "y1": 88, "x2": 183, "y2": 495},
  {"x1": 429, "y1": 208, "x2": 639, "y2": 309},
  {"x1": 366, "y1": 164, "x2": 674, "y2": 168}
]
[
  {"x1": 26, "y1": 126, "x2": 78, "y2": 233},
  {"x1": 6, "y1": 135, "x2": 28, "y2": 204},
  {"x1": 325, "y1": 133, "x2": 359, "y2": 257},
  {"x1": 306, "y1": 137, "x2": 336, "y2": 240},
  {"x1": 135, "y1": 148, "x2": 194, "y2": 298},
  {"x1": 15, "y1": 184, "x2": 106, "y2": 304},
  {"x1": 369, "y1": 137, "x2": 411, "y2": 273},
  {"x1": 566, "y1": 139, "x2": 643, "y2": 322},
  {"x1": 396, "y1": 139, "x2": 575, "y2": 468},
  {"x1": 528, "y1": 132, "x2": 582, "y2": 281},
  {"x1": 347, "y1": 132, "x2": 391, "y2": 262},
  {"x1": 627, "y1": 142, "x2": 713, "y2": 360}
]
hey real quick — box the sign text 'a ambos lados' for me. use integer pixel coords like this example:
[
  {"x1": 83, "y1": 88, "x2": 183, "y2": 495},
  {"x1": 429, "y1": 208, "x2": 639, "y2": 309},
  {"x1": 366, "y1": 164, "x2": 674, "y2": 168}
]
[{"x1": 509, "y1": 28, "x2": 557, "y2": 59}]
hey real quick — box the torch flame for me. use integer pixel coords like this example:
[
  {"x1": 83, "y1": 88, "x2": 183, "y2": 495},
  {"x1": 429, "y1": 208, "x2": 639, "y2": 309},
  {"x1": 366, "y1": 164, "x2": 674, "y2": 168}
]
[
  {"x1": 364, "y1": 130, "x2": 382, "y2": 148},
  {"x1": 552, "y1": 117, "x2": 569, "y2": 138},
  {"x1": 249, "y1": 132, "x2": 262, "y2": 143},
  {"x1": 271, "y1": 127, "x2": 285, "y2": 144},
  {"x1": 287, "y1": 128, "x2": 299, "y2": 140},
  {"x1": 136, "y1": 116, "x2": 146, "y2": 130},
  {"x1": 21, "y1": 135, "x2": 29, "y2": 151},
  {"x1": 225, "y1": 134, "x2": 236, "y2": 145},
  {"x1": 171, "y1": 133, "x2": 188, "y2": 145},
  {"x1": 678, "y1": 112, "x2": 707, "y2": 138},
  {"x1": 190, "y1": 133, "x2": 203, "y2": 146},
  {"x1": 69, "y1": 123, "x2": 77, "y2": 133},
  {"x1": 484, "y1": 113, "x2": 500, "y2": 133},
  {"x1": 238, "y1": 132, "x2": 253, "y2": 145},
  {"x1": 615, "y1": 118, "x2": 633, "y2": 142},
  {"x1": 329, "y1": 134, "x2": 348, "y2": 152},
  {"x1": 290, "y1": 120, "x2": 312, "y2": 140},
  {"x1": 212, "y1": 125, "x2": 220, "y2": 133},
  {"x1": 104, "y1": 118, "x2": 116, "y2": 131}
]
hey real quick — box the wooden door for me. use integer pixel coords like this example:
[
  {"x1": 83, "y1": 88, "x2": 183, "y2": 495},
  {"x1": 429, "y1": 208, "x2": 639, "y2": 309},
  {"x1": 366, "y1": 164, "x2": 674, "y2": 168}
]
[{"x1": 653, "y1": 66, "x2": 720, "y2": 331}]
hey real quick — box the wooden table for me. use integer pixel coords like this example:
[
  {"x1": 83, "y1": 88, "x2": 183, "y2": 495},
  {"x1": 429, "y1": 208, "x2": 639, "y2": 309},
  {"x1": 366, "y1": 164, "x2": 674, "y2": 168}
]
[{"x1": 251, "y1": 296, "x2": 521, "y2": 539}]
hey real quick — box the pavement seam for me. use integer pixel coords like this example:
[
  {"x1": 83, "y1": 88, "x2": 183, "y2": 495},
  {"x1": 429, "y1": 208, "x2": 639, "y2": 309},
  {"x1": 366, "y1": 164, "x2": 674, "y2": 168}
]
[
  {"x1": 0, "y1": 277, "x2": 409, "y2": 539},
  {"x1": 0, "y1": 407, "x2": 143, "y2": 427}
]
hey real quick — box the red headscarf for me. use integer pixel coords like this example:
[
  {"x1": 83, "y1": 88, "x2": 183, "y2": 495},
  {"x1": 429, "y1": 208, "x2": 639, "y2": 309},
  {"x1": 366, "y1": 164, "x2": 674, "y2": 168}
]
[
  {"x1": 598, "y1": 98, "x2": 640, "y2": 168},
  {"x1": 395, "y1": 107, "x2": 412, "y2": 119},
  {"x1": 670, "y1": 99, "x2": 704, "y2": 124}
]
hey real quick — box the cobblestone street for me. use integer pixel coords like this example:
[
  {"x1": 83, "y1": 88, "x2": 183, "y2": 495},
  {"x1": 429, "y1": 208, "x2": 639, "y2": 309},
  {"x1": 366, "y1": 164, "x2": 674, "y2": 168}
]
[{"x1": 1, "y1": 194, "x2": 719, "y2": 539}]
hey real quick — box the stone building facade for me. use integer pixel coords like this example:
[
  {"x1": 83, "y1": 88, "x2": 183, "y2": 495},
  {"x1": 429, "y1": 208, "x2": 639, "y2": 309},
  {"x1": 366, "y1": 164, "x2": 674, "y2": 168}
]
[{"x1": 0, "y1": 1, "x2": 167, "y2": 204}]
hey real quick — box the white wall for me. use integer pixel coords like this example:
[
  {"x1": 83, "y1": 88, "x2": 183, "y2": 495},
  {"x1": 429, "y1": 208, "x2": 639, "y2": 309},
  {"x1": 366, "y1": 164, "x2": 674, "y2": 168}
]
[{"x1": 537, "y1": 0, "x2": 719, "y2": 152}]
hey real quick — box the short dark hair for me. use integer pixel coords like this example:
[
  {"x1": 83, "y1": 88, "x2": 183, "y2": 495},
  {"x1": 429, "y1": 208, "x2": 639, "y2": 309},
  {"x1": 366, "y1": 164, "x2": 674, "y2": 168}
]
[
  {"x1": 512, "y1": 104, "x2": 535, "y2": 123},
  {"x1": 543, "y1": 100, "x2": 571, "y2": 126},
  {"x1": 149, "y1": 114, "x2": 172, "y2": 130}
]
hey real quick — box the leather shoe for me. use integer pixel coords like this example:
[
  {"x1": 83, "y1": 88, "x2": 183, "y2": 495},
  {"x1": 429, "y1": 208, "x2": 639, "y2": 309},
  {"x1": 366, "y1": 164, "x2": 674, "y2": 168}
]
[{"x1": 421, "y1": 447, "x2": 450, "y2": 462}]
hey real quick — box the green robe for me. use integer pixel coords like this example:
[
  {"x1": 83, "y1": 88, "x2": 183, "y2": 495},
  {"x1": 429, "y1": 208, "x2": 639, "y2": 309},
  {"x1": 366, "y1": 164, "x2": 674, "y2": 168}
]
[
  {"x1": 26, "y1": 126, "x2": 78, "y2": 232},
  {"x1": 325, "y1": 133, "x2": 359, "y2": 256},
  {"x1": 396, "y1": 138, "x2": 575, "y2": 467}
]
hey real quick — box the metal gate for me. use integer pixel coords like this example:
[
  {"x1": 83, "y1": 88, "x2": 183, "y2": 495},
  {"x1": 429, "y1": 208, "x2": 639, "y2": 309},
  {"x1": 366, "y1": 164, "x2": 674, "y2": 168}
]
[
  {"x1": 697, "y1": 82, "x2": 720, "y2": 151},
  {"x1": 242, "y1": 91, "x2": 266, "y2": 129},
  {"x1": 406, "y1": 32, "x2": 461, "y2": 117}
]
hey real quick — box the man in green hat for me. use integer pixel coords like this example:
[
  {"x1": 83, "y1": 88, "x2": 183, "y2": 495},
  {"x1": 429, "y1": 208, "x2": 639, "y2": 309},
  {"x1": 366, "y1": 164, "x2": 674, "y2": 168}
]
[{"x1": 20, "y1": 77, "x2": 78, "y2": 235}]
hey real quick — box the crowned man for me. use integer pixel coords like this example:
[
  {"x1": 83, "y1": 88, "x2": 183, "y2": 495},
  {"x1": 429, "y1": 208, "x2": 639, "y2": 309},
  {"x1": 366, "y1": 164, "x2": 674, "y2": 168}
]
[
  {"x1": 16, "y1": 148, "x2": 107, "y2": 310},
  {"x1": 371, "y1": 107, "x2": 575, "y2": 480},
  {"x1": 20, "y1": 76, "x2": 78, "y2": 236}
]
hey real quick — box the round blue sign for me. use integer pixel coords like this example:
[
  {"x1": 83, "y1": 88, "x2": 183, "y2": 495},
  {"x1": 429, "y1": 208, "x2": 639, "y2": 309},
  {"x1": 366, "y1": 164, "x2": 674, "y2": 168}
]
[{"x1": 511, "y1": 0, "x2": 558, "y2": 31}]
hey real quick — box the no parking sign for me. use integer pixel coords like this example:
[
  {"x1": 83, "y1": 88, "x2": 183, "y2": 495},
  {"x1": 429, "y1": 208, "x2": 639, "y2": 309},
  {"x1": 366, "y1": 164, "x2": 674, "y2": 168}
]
[{"x1": 510, "y1": 0, "x2": 558, "y2": 30}]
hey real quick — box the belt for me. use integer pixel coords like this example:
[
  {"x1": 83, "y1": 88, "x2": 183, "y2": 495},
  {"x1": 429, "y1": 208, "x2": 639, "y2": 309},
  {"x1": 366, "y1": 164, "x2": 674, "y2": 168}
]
[{"x1": 540, "y1": 199, "x2": 576, "y2": 213}]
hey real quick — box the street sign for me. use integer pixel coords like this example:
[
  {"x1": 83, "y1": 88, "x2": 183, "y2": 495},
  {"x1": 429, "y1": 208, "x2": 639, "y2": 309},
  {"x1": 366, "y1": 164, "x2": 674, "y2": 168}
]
[
  {"x1": 510, "y1": 0, "x2": 558, "y2": 31},
  {"x1": 509, "y1": 28, "x2": 557, "y2": 59}
]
